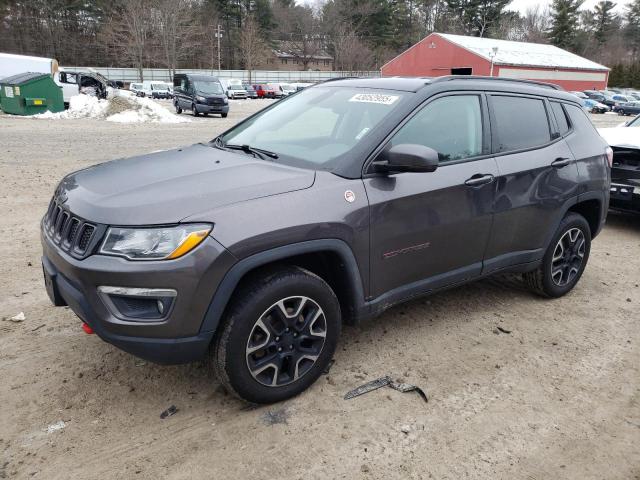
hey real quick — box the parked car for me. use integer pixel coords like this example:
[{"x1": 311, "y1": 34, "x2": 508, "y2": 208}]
[
  {"x1": 227, "y1": 84, "x2": 248, "y2": 99},
  {"x1": 143, "y1": 81, "x2": 171, "y2": 99},
  {"x1": 570, "y1": 91, "x2": 588, "y2": 99},
  {"x1": 41, "y1": 76, "x2": 610, "y2": 403},
  {"x1": 253, "y1": 84, "x2": 271, "y2": 98},
  {"x1": 173, "y1": 73, "x2": 228, "y2": 117},
  {"x1": 128, "y1": 82, "x2": 145, "y2": 97},
  {"x1": 56, "y1": 69, "x2": 108, "y2": 106},
  {"x1": 583, "y1": 98, "x2": 609, "y2": 114},
  {"x1": 598, "y1": 115, "x2": 640, "y2": 213},
  {"x1": 612, "y1": 101, "x2": 640, "y2": 116},
  {"x1": 242, "y1": 84, "x2": 258, "y2": 99},
  {"x1": 279, "y1": 83, "x2": 297, "y2": 96}
]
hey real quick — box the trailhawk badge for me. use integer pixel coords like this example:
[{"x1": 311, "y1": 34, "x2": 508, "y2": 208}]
[{"x1": 344, "y1": 190, "x2": 356, "y2": 203}]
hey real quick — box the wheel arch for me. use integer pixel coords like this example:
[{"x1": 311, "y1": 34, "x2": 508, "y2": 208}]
[
  {"x1": 199, "y1": 239, "x2": 366, "y2": 335},
  {"x1": 568, "y1": 192, "x2": 604, "y2": 239}
]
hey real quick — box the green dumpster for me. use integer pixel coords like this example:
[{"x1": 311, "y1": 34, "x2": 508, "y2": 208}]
[{"x1": 0, "y1": 72, "x2": 64, "y2": 115}]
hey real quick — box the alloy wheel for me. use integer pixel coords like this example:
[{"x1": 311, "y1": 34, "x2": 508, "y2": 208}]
[
  {"x1": 551, "y1": 228, "x2": 586, "y2": 287},
  {"x1": 245, "y1": 296, "x2": 327, "y2": 387}
]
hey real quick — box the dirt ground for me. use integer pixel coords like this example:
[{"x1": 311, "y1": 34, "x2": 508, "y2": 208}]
[{"x1": 0, "y1": 101, "x2": 638, "y2": 480}]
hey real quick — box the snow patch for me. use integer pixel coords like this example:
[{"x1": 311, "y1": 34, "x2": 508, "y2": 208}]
[
  {"x1": 34, "y1": 91, "x2": 189, "y2": 123},
  {"x1": 46, "y1": 420, "x2": 66, "y2": 434}
]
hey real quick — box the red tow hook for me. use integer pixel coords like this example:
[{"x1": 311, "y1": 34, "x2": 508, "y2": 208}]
[{"x1": 81, "y1": 323, "x2": 95, "y2": 334}]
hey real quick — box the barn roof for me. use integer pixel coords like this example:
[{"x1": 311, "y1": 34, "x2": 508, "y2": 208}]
[{"x1": 437, "y1": 33, "x2": 609, "y2": 71}]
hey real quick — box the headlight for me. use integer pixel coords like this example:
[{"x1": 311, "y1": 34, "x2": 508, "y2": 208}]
[
  {"x1": 196, "y1": 95, "x2": 206, "y2": 102},
  {"x1": 223, "y1": 97, "x2": 228, "y2": 104},
  {"x1": 100, "y1": 224, "x2": 212, "y2": 260}
]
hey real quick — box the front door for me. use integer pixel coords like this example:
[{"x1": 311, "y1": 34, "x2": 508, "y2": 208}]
[{"x1": 364, "y1": 93, "x2": 498, "y2": 299}]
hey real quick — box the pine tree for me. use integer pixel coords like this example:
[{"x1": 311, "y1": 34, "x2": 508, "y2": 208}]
[
  {"x1": 547, "y1": 0, "x2": 584, "y2": 50},
  {"x1": 626, "y1": 0, "x2": 640, "y2": 60},
  {"x1": 593, "y1": 0, "x2": 616, "y2": 45}
]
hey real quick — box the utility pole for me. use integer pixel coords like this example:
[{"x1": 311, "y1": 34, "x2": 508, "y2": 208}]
[
  {"x1": 215, "y1": 24, "x2": 224, "y2": 74},
  {"x1": 489, "y1": 46, "x2": 498, "y2": 77}
]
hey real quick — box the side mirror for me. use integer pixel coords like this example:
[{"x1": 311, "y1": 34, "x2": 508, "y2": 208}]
[{"x1": 373, "y1": 144, "x2": 439, "y2": 173}]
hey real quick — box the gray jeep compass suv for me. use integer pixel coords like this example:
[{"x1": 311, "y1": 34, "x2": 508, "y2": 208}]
[{"x1": 41, "y1": 77, "x2": 611, "y2": 403}]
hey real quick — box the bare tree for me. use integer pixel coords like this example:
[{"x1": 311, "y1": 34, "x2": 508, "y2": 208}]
[
  {"x1": 100, "y1": 0, "x2": 154, "y2": 81},
  {"x1": 153, "y1": 0, "x2": 197, "y2": 78},
  {"x1": 239, "y1": 14, "x2": 264, "y2": 83}
]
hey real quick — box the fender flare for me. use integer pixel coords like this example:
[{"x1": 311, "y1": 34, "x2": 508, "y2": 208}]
[{"x1": 199, "y1": 239, "x2": 366, "y2": 334}]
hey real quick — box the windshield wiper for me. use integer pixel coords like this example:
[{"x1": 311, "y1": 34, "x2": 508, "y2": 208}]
[
  {"x1": 224, "y1": 143, "x2": 279, "y2": 159},
  {"x1": 211, "y1": 137, "x2": 279, "y2": 159}
]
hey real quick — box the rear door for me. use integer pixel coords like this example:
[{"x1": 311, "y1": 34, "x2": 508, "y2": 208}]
[
  {"x1": 364, "y1": 93, "x2": 498, "y2": 299},
  {"x1": 483, "y1": 94, "x2": 580, "y2": 274}
]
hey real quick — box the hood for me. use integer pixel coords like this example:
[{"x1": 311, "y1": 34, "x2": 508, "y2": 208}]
[
  {"x1": 56, "y1": 143, "x2": 315, "y2": 225},
  {"x1": 598, "y1": 127, "x2": 640, "y2": 149}
]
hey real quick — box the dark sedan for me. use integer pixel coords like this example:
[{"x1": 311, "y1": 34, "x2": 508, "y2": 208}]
[{"x1": 613, "y1": 101, "x2": 640, "y2": 116}]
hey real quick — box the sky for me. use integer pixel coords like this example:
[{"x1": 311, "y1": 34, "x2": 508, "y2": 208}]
[{"x1": 506, "y1": 0, "x2": 633, "y2": 14}]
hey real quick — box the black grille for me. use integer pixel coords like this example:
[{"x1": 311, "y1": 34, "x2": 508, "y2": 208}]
[
  {"x1": 206, "y1": 97, "x2": 224, "y2": 105},
  {"x1": 43, "y1": 196, "x2": 98, "y2": 257},
  {"x1": 78, "y1": 225, "x2": 95, "y2": 251}
]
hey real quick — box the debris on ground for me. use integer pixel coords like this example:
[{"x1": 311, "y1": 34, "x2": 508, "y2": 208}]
[
  {"x1": 46, "y1": 420, "x2": 65, "y2": 434},
  {"x1": 400, "y1": 425, "x2": 411, "y2": 434},
  {"x1": 31, "y1": 324, "x2": 45, "y2": 332},
  {"x1": 7, "y1": 312, "x2": 25, "y2": 322},
  {"x1": 261, "y1": 408, "x2": 289, "y2": 426},
  {"x1": 160, "y1": 405, "x2": 178, "y2": 419},
  {"x1": 34, "y1": 92, "x2": 190, "y2": 124},
  {"x1": 495, "y1": 326, "x2": 512, "y2": 334},
  {"x1": 344, "y1": 376, "x2": 428, "y2": 403},
  {"x1": 323, "y1": 358, "x2": 335, "y2": 374}
]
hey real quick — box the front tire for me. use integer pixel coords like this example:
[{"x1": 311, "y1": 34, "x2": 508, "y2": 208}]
[
  {"x1": 174, "y1": 103, "x2": 182, "y2": 114},
  {"x1": 192, "y1": 103, "x2": 200, "y2": 116},
  {"x1": 211, "y1": 266, "x2": 341, "y2": 404},
  {"x1": 221, "y1": 113, "x2": 228, "y2": 118},
  {"x1": 524, "y1": 213, "x2": 591, "y2": 298}
]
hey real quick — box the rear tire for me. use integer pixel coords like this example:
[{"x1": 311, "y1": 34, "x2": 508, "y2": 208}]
[
  {"x1": 524, "y1": 213, "x2": 591, "y2": 298},
  {"x1": 211, "y1": 266, "x2": 341, "y2": 404},
  {"x1": 221, "y1": 113, "x2": 228, "y2": 118}
]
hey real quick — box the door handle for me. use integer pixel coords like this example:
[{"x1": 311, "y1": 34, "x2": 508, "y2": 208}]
[
  {"x1": 551, "y1": 157, "x2": 572, "y2": 168},
  {"x1": 465, "y1": 174, "x2": 494, "y2": 187}
]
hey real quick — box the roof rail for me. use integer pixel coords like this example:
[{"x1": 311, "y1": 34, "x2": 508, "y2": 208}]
[{"x1": 431, "y1": 75, "x2": 561, "y2": 90}]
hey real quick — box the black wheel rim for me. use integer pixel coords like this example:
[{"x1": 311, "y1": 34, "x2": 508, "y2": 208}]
[
  {"x1": 551, "y1": 227, "x2": 586, "y2": 287},
  {"x1": 245, "y1": 296, "x2": 327, "y2": 387}
]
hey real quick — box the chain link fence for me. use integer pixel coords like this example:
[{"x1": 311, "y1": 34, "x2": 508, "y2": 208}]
[{"x1": 62, "y1": 67, "x2": 380, "y2": 84}]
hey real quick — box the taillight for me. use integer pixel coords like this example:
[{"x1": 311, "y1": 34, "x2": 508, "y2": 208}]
[{"x1": 605, "y1": 146, "x2": 613, "y2": 168}]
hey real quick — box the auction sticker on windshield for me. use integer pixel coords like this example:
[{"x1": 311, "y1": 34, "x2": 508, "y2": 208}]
[{"x1": 349, "y1": 93, "x2": 399, "y2": 105}]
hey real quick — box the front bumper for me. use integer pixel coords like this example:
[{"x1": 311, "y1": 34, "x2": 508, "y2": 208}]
[
  {"x1": 41, "y1": 227, "x2": 236, "y2": 364},
  {"x1": 609, "y1": 182, "x2": 640, "y2": 213},
  {"x1": 196, "y1": 102, "x2": 229, "y2": 114}
]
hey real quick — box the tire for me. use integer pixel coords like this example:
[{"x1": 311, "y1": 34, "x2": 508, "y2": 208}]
[
  {"x1": 203, "y1": 112, "x2": 209, "y2": 117},
  {"x1": 174, "y1": 103, "x2": 182, "y2": 114},
  {"x1": 211, "y1": 266, "x2": 341, "y2": 404},
  {"x1": 192, "y1": 104, "x2": 199, "y2": 117},
  {"x1": 524, "y1": 213, "x2": 591, "y2": 298},
  {"x1": 618, "y1": 110, "x2": 625, "y2": 116},
  {"x1": 221, "y1": 113, "x2": 228, "y2": 118}
]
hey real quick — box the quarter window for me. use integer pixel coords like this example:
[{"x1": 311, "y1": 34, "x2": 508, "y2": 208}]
[
  {"x1": 491, "y1": 96, "x2": 551, "y2": 152},
  {"x1": 550, "y1": 102, "x2": 570, "y2": 135},
  {"x1": 389, "y1": 95, "x2": 483, "y2": 163}
]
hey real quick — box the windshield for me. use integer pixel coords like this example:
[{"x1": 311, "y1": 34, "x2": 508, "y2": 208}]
[
  {"x1": 152, "y1": 83, "x2": 167, "y2": 90},
  {"x1": 229, "y1": 85, "x2": 243, "y2": 90},
  {"x1": 194, "y1": 81, "x2": 223, "y2": 95},
  {"x1": 220, "y1": 86, "x2": 407, "y2": 170}
]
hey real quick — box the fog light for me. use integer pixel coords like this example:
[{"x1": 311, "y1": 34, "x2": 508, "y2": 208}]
[{"x1": 97, "y1": 286, "x2": 176, "y2": 321}]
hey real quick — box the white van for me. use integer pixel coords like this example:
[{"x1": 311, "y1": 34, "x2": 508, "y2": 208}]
[{"x1": 141, "y1": 81, "x2": 171, "y2": 99}]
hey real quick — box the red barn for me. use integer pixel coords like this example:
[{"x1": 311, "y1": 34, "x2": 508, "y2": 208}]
[{"x1": 381, "y1": 33, "x2": 609, "y2": 91}]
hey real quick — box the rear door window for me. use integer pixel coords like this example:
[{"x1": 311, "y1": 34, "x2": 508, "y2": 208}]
[
  {"x1": 491, "y1": 95, "x2": 551, "y2": 152},
  {"x1": 550, "y1": 101, "x2": 570, "y2": 136}
]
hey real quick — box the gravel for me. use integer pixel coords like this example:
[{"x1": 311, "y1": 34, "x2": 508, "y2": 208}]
[{"x1": 0, "y1": 103, "x2": 638, "y2": 479}]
